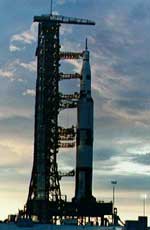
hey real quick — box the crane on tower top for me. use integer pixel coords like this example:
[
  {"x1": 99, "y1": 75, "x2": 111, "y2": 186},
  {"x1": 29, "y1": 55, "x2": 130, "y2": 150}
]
[
  {"x1": 34, "y1": 14, "x2": 95, "y2": 25},
  {"x1": 46, "y1": 0, "x2": 95, "y2": 25}
]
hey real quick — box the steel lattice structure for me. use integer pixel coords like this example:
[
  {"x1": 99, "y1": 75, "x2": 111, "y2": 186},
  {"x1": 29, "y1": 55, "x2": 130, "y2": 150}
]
[
  {"x1": 25, "y1": 15, "x2": 96, "y2": 223},
  {"x1": 26, "y1": 21, "x2": 61, "y2": 222}
]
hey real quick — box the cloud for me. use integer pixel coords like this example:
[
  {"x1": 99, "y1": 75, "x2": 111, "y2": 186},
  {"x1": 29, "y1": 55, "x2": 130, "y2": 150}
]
[
  {"x1": 132, "y1": 153, "x2": 150, "y2": 166},
  {"x1": 0, "y1": 69, "x2": 14, "y2": 79},
  {"x1": 9, "y1": 45, "x2": 21, "y2": 52},
  {"x1": 93, "y1": 173, "x2": 150, "y2": 201},
  {"x1": 19, "y1": 60, "x2": 37, "y2": 72},
  {"x1": 0, "y1": 59, "x2": 36, "y2": 82},
  {"x1": 0, "y1": 104, "x2": 34, "y2": 120},
  {"x1": 57, "y1": 0, "x2": 77, "y2": 5},
  {"x1": 113, "y1": 157, "x2": 150, "y2": 176},
  {"x1": 60, "y1": 24, "x2": 73, "y2": 36},
  {"x1": 86, "y1": 1, "x2": 150, "y2": 139},
  {"x1": 23, "y1": 89, "x2": 35, "y2": 97},
  {"x1": 0, "y1": 143, "x2": 31, "y2": 169},
  {"x1": 65, "y1": 59, "x2": 81, "y2": 73},
  {"x1": 10, "y1": 23, "x2": 38, "y2": 49},
  {"x1": 0, "y1": 60, "x2": 19, "y2": 81},
  {"x1": 94, "y1": 148, "x2": 119, "y2": 161},
  {"x1": 15, "y1": 23, "x2": 37, "y2": 44}
]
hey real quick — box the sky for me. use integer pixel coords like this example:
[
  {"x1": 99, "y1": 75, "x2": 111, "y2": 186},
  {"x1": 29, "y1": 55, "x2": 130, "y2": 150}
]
[{"x1": 0, "y1": 0, "x2": 150, "y2": 223}]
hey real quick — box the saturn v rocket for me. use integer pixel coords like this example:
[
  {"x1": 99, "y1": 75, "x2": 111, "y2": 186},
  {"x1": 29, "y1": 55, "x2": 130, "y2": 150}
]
[{"x1": 74, "y1": 41, "x2": 96, "y2": 203}]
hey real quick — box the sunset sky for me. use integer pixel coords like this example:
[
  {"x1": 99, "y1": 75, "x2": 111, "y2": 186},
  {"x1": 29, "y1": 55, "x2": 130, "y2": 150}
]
[{"x1": 0, "y1": 0, "x2": 150, "y2": 223}]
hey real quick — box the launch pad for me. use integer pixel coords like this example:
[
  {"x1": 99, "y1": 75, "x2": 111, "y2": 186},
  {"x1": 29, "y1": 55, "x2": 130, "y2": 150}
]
[
  {"x1": 13, "y1": 10, "x2": 113, "y2": 227},
  {"x1": 26, "y1": 200, "x2": 112, "y2": 224}
]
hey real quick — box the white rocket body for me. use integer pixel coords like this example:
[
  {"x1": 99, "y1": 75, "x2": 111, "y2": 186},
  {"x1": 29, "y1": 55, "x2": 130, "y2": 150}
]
[{"x1": 74, "y1": 46, "x2": 95, "y2": 203}]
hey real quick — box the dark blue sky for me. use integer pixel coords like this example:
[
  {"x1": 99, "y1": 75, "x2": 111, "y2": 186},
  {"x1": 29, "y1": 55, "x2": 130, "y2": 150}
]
[{"x1": 0, "y1": 0, "x2": 150, "y2": 221}]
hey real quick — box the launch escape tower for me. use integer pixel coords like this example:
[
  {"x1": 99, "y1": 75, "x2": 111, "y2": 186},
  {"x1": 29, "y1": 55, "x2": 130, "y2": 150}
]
[{"x1": 23, "y1": 11, "x2": 113, "y2": 225}]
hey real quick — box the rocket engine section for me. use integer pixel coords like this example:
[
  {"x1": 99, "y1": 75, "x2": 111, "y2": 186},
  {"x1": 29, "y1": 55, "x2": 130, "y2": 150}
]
[{"x1": 74, "y1": 42, "x2": 96, "y2": 203}]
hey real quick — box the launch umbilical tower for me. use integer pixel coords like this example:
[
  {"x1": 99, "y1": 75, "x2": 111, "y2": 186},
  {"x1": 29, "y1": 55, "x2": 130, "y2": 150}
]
[
  {"x1": 25, "y1": 13, "x2": 95, "y2": 222},
  {"x1": 23, "y1": 12, "x2": 113, "y2": 225}
]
